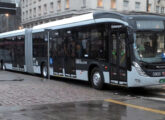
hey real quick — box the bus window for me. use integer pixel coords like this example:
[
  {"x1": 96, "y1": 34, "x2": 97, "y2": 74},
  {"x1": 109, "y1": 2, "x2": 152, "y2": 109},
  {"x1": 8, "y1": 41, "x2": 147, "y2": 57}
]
[
  {"x1": 112, "y1": 33, "x2": 117, "y2": 64},
  {"x1": 90, "y1": 24, "x2": 108, "y2": 60},
  {"x1": 76, "y1": 24, "x2": 108, "y2": 60},
  {"x1": 64, "y1": 30, "x2": 76, "y2": 58},
  {"x1": 119, "y1": 33, "x2": 126, "y2": 67},
  {"x1": 33, "y1": 32, "x2": 47, "y2": 58},
  {"x1": 77, "y1": 27, "x2": 90, "y2": 58}
]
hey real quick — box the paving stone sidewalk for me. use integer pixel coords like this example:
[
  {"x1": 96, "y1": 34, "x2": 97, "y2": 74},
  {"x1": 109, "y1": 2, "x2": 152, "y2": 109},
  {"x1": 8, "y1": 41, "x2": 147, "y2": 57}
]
[
  {"x1": 0, "y1": 70, "x2": 164, "y2": 107},
  {"x1": 0, "y1": 71, "x2": 121, "y2": 107}
]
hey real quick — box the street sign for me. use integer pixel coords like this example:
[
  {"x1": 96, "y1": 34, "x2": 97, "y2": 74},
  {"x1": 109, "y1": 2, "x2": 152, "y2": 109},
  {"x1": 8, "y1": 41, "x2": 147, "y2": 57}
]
[{"x1": 0, "y1": 2, "x2": 16, "y2": 15}]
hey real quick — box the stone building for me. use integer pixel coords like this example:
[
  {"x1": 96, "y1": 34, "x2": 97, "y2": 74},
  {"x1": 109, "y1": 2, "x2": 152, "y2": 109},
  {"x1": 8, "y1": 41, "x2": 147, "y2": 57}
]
[
  {"x1": 20, "y1": 0, "x2": 165, "y2": 28},
  {"x1": 154, "y1": 0, "x2": 165, "y2": 14}
]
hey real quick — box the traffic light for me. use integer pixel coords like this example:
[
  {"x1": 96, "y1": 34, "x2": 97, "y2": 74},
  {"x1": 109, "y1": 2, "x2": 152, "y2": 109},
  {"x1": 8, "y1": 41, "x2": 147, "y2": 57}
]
[{"x1": 0, "y1": 2, "x2": 16, "y2": 15}]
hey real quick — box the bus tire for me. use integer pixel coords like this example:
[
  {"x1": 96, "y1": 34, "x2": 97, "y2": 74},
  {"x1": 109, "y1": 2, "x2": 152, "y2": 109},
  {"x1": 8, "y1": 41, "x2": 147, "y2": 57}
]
[
  {"x1": 90, "y1": 67, "x2": 104, "y2": 90},
  {"x1": 41, "y1": 64, "x2": 48, "y2": 78}
]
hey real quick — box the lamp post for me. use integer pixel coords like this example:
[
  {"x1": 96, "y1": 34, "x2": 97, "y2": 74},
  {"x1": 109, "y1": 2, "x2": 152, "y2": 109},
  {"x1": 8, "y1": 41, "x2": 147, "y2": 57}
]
[{"x1": 5, "y1": 13, "x2": 9, "y2": 32}]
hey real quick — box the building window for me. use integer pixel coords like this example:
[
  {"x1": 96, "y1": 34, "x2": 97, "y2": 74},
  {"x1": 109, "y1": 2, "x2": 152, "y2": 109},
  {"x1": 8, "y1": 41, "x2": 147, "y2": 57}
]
[
  {"x1": 65, "y1": 0, "x2": 70, "y2": 9},
  {"x1": 50, "y1": 2, "x2": 54, "y2": 12},
  {"x1": 111, "y1": 0, "x2": 116, "y2": 9},
  {"x1": 97, "y1": 0, "x2": 103, "y2": 7},
  {"x1": 156, "y1": 6, "x2": 160, "y2": 13},
  {"x1": 29, "y1": 0, "x2": 32, "y2": 5},
  {"x1": 33, "y1": 8, "x2": 36, "y2": 17},
  {"x1": 38, "y1": 6, "x2": 41, "y2": 16},
  {"x1": 23, "y1": 12, "x2": 25, "y2": 20},
  {"x1": 26, "y1": 0, "x2": 28, "y2": 6},
  {"x1": 57, "y1": 0, "x2": 61, "y2": 10},
  {"x1": 26, "y1": 10, "x2": 28, "y2": 19},
  {"x1": 82, "y1": 0, "x2": 86, "y2": 8},
  {"x1": 123, "y1": 0, "x2": 129, "y2": 8},
  {"x1": 22, "y1": 0, "x2": 25, "y2": 7},
  {"x1": 44, "y1": 4, "x2": 47, "y2": 14},
  {"x1": 161, "y1": 7, "x2": 164, "y2": 14},
  {"x1": 29, "y1": 9, "x2": 32, "y2": 18},
  {"x1": 135, "y1": 2, "x2": 140, "y2": 10}
]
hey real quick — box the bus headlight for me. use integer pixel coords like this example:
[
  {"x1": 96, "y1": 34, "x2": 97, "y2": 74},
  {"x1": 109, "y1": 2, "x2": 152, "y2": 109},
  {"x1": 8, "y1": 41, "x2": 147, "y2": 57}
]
[{"x1": 133, "y1": 62, "x2": 148, "y2": 77}]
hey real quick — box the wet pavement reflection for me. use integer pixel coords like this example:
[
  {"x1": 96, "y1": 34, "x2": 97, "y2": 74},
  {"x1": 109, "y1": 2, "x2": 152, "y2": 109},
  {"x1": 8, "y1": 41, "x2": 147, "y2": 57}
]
[{"x1": 0, "y1": 100, "x2": 165, "y2": 120}]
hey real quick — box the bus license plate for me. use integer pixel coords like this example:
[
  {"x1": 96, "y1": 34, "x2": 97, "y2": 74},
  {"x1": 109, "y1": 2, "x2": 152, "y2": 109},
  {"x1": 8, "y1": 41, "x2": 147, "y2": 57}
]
[{"x1": 159, "y1": 79, "x2": 165, "y2": 83}]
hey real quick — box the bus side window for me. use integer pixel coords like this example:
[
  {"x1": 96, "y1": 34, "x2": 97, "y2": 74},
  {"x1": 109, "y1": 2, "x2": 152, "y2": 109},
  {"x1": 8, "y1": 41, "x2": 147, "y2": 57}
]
[
  {"x1": 90, "y1": 24, "x2": 107, "y2": 60},
  {"x1": 33, "y1": 32, "x2": 47, "y2": 58},
  {"x1": 63, "y1": 30, "x2": 76, "y2": 58},
  {"x1": 77, "y1": 27, "x2": 90, "y2": 58}
]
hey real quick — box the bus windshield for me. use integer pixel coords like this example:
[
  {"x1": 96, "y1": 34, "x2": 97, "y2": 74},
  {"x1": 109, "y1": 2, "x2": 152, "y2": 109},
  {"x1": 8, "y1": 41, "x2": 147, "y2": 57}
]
[{"x1": 134, "y1": 32, "x2": 165, "y2": 63}]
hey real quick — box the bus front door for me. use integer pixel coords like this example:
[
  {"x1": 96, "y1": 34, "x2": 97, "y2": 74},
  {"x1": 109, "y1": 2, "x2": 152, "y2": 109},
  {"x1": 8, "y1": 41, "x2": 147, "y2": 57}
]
[{"x1": 110, "y1": 31, "x2": 127, "y2": 83}]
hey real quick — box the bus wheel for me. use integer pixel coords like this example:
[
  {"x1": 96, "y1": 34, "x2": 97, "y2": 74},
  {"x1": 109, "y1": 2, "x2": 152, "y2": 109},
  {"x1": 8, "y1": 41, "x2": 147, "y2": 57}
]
[
  {"x1": 41, "y1": 64, "x2": 48, "y2": 78},
  {"x1": 90, "y1": 67, "x2": 104, "y2": 90}
]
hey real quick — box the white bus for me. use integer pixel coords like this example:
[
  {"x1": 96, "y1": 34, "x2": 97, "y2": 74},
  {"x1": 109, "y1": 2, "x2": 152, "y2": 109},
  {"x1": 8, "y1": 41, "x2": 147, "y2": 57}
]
[{"x1": 0, "y1": 11, "x2": 165, "y2": 89}]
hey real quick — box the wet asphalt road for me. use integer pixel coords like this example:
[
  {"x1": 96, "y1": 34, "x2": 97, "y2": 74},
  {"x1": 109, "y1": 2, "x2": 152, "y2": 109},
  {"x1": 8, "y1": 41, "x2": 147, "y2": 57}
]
[
  {"x1": 0, "y1": 71, "x2": 165, "y2": 119},
  {"x1": 0, "y1": 99, "x2": 165, "y2": 120}
]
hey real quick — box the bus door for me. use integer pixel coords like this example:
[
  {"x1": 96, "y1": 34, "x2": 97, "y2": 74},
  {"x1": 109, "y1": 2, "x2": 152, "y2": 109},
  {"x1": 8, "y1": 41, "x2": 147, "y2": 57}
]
[
  {"x1": 110, "y1": 28, "x2": 127, "y2": 83},
  {"x1": 49, "y1": 30, "x2": 64, "y2": 76},
  {"x1": 63, "y1": 30, "x2": 76, "y2": 78}
]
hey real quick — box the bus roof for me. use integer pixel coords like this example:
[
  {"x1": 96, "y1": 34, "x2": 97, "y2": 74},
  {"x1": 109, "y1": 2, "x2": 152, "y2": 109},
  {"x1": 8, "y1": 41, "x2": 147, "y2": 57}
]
[
  {"x1": 32, "y1": 13, "x2": 94, "y2": 33},
  {"x1": 32, "y1": 11, "x2": 165, "y2": 33},
  {"x1": 0, "y1": 29, "x2": 25, "y2": 39}
]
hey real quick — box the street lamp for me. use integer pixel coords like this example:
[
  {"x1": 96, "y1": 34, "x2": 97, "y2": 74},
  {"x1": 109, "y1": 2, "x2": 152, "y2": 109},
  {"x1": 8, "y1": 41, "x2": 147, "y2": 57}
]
[
  {"x1": 5, "y1": 13, "x2": 9, "y2": 32},
  {"x1": 5, "y1": 13, "x2": 9, "y2": 17},
  {"x1": 19, "y1": 26, "x2": 22, "y2": 30}
]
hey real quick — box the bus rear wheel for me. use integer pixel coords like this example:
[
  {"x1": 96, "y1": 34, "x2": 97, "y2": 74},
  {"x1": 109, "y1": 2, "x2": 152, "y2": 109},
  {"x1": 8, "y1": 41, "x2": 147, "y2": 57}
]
[
  {"x1": 41, "y1": 64, "x2": 48, "y2": 78},
  {"x1": 90, "y1": 67, "x2": 104, "y2": 90}
]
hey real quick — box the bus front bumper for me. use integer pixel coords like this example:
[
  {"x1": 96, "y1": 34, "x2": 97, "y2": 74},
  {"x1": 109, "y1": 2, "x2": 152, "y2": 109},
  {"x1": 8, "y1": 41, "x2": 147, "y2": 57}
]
[{"x1": 128, "y1": 67, "x2": 165, "y2": 87}]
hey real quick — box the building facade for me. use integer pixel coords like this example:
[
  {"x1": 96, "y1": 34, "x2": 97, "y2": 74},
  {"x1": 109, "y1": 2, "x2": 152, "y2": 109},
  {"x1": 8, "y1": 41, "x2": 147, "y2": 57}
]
[
  {"x1": 21, "y1": 0, "x2": 165, "y2": 28},
  {"x1": 154, "y1": 0, "x2": 165, "y2": 14}
]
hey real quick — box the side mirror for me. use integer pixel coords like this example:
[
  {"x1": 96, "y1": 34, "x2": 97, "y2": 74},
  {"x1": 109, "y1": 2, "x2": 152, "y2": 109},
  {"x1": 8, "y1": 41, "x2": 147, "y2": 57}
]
[
  {"x1": 126, "y1": 27, "x2": 133, "y2": 71},
  {"x1": 127, "y1": 27, "x2": 134, "y2": 45}
]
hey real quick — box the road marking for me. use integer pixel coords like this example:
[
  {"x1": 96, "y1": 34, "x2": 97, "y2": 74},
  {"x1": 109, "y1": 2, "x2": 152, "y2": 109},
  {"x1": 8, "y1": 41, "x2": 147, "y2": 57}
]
[{"x1": 105, "y1": 99, "x2": 165, "y2": 115}]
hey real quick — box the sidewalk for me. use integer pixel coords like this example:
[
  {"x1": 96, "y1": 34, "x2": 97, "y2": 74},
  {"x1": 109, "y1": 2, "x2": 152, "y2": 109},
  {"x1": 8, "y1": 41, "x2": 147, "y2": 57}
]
[
  {"x1": 0, "y1": 71, "x2": 119, "y2": 107},
  {"x1": 0, "y1": 70, "x2": 24, "y2": 81}
]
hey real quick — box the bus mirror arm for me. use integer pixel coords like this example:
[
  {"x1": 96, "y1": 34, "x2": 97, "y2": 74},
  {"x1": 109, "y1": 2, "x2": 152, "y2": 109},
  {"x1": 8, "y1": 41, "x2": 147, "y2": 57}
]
[
  {"x1": 126, "y1": 45, "x2": 132, "y2": 71},
  {"x1": 126, "y1": 27, "x2": 134, "y2": 71},
  {"x1": 126, "y1": 27, "x2": 134, "y2": 45}
]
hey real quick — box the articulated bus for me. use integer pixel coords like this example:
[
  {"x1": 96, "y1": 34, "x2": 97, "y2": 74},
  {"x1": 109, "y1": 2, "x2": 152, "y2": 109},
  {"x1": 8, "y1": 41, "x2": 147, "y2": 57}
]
[{"x1": 0, "y1": 11, "x2": 165, "y2": 89}]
